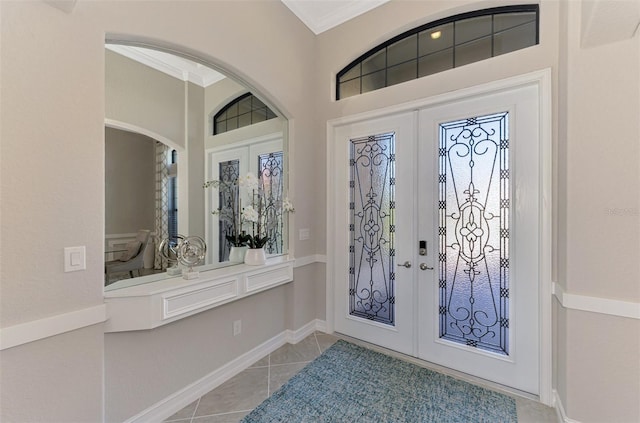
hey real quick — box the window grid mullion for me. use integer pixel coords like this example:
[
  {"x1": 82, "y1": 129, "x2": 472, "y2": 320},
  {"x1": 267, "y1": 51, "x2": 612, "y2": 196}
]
[{"x1": 336, "y1": 5, "x2": 539, "y2": 99}]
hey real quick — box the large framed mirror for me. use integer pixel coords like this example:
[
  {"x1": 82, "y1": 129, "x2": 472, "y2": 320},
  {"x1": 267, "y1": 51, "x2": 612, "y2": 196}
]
[{"x1": 104, "y1": 42, "x2": 289, "y2": 290}]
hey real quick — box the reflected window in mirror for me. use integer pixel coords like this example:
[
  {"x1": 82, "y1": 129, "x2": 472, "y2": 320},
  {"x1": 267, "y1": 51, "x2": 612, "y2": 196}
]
[
  {"x1": 214, "y1": 93, "x2": 277, "y2": 135},
  {"x1": 218, "y1": 159, "x2": 241, "y2": 262},
  {"x1": 168, "y1": 149, "x2": 178, "y2": 242},
  {"x1": 259, "y1": 151, "x2": 284, "y2": 255}
]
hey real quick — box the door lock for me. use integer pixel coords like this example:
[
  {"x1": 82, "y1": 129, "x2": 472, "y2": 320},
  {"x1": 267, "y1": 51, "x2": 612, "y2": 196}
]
[
  {"x1": 419, "y1": 263, "x2": 434, "y2": 271},
  {"x1": 419, "y1": 240, "x2": 427, "y2": 256}
]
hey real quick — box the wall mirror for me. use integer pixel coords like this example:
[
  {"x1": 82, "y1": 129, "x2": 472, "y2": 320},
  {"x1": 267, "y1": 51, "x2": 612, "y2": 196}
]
[{"x1": 104, "y1": 42, "x2": 289, "y2": 291}]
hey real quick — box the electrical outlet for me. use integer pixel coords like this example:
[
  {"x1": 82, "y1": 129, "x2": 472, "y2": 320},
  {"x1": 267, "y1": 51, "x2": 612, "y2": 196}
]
[{"x1": 233, "y1": 320, "x2": 242, "y2": 336}]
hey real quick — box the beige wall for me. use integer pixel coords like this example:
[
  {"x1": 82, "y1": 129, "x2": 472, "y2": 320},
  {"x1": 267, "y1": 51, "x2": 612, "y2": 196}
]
[
  {"x1": 106, "y1": 49, "x2": 186, "y2": 148},
  {"x1": 0, "y1": 325, "x2": 104, "y2": 423},
  {"x1": 187, "y1": 81, "x2": 206, "y2": 239},
  {"x1": 2, "y1": 0, "x2": 639, "y2": 422},
  {"x1": 105, "y1": 127, "x2": 156, "y2": 235},
  {"x1": 0, "y1": 0, "x2": 317, "y2": 421},
  {"x1": 555, "y1": 1, "x2": 640, "y2": 421}
]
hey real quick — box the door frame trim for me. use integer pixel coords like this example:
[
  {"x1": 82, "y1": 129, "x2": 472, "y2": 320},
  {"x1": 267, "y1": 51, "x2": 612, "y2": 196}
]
[{"x1": 326, "y1": 69, "x2": 553, "y2": 405}]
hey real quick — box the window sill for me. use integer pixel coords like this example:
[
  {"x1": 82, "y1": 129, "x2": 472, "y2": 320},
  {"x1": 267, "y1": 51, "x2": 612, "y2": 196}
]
[{"x1": 104, "y1": 256, "x2": 294, "y2": 332}]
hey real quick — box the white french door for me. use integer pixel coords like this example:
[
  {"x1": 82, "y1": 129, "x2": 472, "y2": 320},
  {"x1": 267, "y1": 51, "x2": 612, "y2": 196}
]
[
  {"x1": 331, "y1": 79, "x2": 545, "y2": 395},
  {"x1": 332, "y1": 112, "x2": 417, "y2": 355}
]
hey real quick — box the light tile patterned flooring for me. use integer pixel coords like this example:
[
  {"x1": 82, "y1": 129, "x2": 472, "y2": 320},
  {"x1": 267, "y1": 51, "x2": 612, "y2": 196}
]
[{"x1": 164, "y1": 332, "x2": 557, "y2": 423}]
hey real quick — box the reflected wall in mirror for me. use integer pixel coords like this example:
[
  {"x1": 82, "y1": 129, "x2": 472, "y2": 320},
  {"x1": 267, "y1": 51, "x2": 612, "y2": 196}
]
[{"x1": 104, "y1": 43, "x2": 288, "y2": 290}]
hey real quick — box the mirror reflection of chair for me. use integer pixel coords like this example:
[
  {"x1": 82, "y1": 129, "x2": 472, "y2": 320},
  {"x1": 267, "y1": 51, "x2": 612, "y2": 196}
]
[{"x1": 105, "y1": 229, "x2": 151, "y2": 285}]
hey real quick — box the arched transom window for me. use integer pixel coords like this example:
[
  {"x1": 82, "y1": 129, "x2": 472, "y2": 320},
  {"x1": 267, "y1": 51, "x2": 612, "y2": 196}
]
[
  {"x1": 336, "y1": 5, "x2": 539, "y2": 100},
  {"x1": 214, "y1": 93, "x2": 277, "y2": 135}
]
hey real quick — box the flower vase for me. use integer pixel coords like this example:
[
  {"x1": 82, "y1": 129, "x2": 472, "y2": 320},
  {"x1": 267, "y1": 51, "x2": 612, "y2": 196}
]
[
  {"x1": 228, "y1": 246, "x2": 247, "y2": 263},
  {"x1": 244, "y1": 248, "x2": 266, "y2": 265}
]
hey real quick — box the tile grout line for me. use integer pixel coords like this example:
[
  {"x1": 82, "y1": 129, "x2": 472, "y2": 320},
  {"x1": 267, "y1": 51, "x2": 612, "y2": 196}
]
[
  {"x1": 314, "y1": 332, "x2": 322, "y2": 354},
  {"x1": 188, "y1": 397, "x2": 200, "y2": 423},
  {"x1": 269, "y1": 360, "x2": 312, "y2": 368},
  {"x1": 195, "y1": 409, "x2": 255, "y2": 419},
  {"x1": 267, "y1": 351, "x2": 271, "y2": 396}
]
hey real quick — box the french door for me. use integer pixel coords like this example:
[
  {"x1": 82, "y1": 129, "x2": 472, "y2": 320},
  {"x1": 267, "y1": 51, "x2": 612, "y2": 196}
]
[{"x1": 331, "y1": 80, "x2": 543, "y2": 394}]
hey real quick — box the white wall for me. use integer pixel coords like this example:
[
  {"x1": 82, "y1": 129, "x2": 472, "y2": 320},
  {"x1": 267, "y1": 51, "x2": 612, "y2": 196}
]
[{"x1": 0, "y1": 1, "x2": 318, "y2": 421}]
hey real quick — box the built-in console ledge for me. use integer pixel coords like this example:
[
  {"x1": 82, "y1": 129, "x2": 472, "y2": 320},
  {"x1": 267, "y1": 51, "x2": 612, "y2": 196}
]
[{"x1": 104, "y1": 257, "x2": 294, "y2": 332}]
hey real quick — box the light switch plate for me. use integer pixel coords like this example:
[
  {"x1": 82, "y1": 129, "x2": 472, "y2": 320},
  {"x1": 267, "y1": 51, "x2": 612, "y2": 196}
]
[
  {"x1": 64, "y1": 246, "x2": 86, "y2": 272},
  {"x1": 299, "y1": 228, "x2": 310, "y2": 240}
]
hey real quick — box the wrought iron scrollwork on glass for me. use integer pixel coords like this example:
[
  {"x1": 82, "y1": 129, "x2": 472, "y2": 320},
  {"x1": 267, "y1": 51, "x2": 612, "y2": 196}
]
[
  {"x1": 439, "y1": 112, "x2": 510, "y2": 355},
  {"x1": 258, "y1": 152, "x2": 284, "y2": 255},
  {"x1": 218, "y1": 159, "x2": 240, "y2": 262},
  {"x1": 349, "y1": 133, "x2": 396, "y2": 326}
]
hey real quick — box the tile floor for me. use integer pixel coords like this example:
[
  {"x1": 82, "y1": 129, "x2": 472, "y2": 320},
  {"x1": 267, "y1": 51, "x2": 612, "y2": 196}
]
[{"x1": 164, "y1": 332, "x2": 558, "y2": 423}]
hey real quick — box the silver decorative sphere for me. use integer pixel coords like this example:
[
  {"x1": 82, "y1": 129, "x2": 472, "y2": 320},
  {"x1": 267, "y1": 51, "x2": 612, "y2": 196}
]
[{"x1": 177, "y1": 236, "x2": 207, "y2": 270}]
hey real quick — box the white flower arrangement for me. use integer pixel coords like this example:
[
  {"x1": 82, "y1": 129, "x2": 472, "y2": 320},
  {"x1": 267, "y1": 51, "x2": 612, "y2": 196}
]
[
  {"x1": 205, "y1": 171, "x2": 295, "y2": 250},
  {"x1": 238, "y1": 172, "x2": 259, "y2": 192},
  {"x1": 241, "y1": 205, "x2": 259, "y2": 223},
  {"x1": 283, "y1": 197, "x2": 295, "y2": 213}
]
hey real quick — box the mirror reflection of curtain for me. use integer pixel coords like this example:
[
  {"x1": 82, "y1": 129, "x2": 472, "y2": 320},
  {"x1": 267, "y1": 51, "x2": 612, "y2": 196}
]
[
  {"x1": 259, "y1": 152, "x2": 284, "y2": 255},
  {"x1": 154, "y1": 142, "x2": 171, "y2": 270}
]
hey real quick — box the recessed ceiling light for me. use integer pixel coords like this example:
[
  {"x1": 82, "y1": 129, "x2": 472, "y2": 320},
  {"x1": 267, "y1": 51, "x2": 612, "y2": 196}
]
[{"x1": 431, "y1": 31, "x2": 441, "y2": 40}]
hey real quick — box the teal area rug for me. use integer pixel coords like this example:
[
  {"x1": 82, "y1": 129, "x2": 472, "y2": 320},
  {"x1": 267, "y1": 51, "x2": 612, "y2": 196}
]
[{"x1": 241, "y1": 340, "x2": 517, "y2": 422}]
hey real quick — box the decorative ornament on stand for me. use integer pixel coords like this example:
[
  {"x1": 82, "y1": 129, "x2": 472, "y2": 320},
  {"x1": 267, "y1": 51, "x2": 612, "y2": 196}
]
[
  {"x1": 176, "y1": 236, "x2": 207, "y2": 280},
  {"x1": 158, "y1": 234, "x2": 185, "y2": 276}
]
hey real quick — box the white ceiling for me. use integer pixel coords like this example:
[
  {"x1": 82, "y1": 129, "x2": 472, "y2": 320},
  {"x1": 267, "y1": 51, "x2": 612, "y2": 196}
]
[{"x1": 281, "y1": 0, "x2": 389, "y2": 34}]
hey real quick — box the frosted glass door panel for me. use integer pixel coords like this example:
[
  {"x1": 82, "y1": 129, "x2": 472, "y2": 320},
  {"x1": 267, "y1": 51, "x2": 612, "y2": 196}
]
[
  {"x1": 439, "y1": 113, "x2": 510, "y2": 355},
  {"x1": 349, "y1": 133, "x2": 396, "y2": 326}
]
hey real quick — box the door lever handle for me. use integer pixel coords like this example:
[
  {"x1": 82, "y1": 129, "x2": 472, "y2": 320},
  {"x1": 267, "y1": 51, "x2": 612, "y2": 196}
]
[
  {"x1": 419, "y1": 263, "x2": 434, "y2": 271},
  {"x1": 397, "y1": 261, "x2": 412, "y2": 268}
]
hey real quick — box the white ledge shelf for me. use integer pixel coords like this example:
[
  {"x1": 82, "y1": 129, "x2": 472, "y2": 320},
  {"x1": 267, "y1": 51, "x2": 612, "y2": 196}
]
[{"x1": 104, "y1": 257, "x2": 294, "y2": 332}]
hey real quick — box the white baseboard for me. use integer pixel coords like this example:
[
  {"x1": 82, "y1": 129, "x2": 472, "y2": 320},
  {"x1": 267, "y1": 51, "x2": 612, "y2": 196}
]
[
  {"x1": 126, "y1": 319, "x2": 327, "y2": 423},
  {"x1": 554, "y1": 389, "x2": 580, "y2": 423},
  {"x1": 285, "y1": 319, "x2": 326, "y2": 343},
  {"x1": 315, "y1": 319, "x2": 327, "y2": 333}
]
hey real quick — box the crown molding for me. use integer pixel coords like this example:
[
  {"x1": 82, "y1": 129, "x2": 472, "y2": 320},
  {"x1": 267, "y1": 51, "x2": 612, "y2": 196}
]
[{"x1": 106, "y1": 45, "x2": 225, "y2": 88}]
